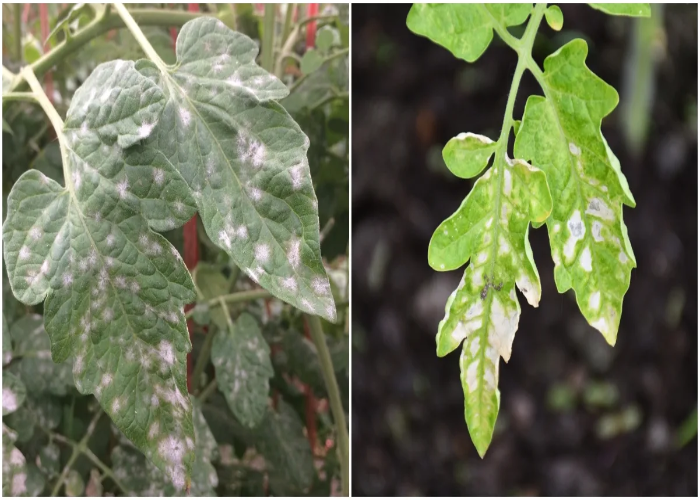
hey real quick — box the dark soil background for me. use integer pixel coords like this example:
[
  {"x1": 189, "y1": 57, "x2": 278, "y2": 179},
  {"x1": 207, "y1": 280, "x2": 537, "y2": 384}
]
[{"x1": 351, "y1": 4, "x2": 698, "y2": 496}]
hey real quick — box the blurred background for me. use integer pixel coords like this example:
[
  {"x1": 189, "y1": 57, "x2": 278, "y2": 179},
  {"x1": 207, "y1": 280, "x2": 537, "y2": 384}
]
[{"x1": 351, "y1": 4, "x2": 697, "y2": 496}]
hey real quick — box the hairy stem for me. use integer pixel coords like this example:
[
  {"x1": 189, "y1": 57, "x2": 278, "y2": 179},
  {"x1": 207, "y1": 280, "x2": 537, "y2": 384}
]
[
  {"x1": 289, "y1": 47, "x2": 349, "y2": 93},
  {"x1": 191, "y1": 325, "x2": 217, "y2": 391},
  {"x1": 9, "y1": 8, "x2": 202, "y2": 92},
  {"x1": 184, "y1": 290, "x2": 272, "y2": 319},
  {"x1": 113, "y1": 3, "x2": 167, "y2": 71},
  {"x1": 13, "y1": 4, "x2": 22, "y2": 63},
  {"x1": 305, "y1": 315, "x2": 348, "y2": 496},
  {"x1": 261, "y1": 4, "x2": 276, "y2": 72},
  {"x1": 198, "y1": 378, "x2": 218, "y2": 403}
]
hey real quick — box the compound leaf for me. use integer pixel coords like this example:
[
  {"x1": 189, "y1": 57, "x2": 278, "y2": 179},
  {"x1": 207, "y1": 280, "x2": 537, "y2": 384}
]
[
  {"x1": 429, "y1": 145, "x2": 551, "y2": 456},
  {"x1": 2, "y1": 60, "x2": 197, "y2": 488},
  {"x1": 514, "y1": 39, "x2": 636, "y2": 345},
  {"x1": 588, "y1": 3, "x2": 651, "y2": 17},
  {"x1": 212, "y1": 312, "x2": 273, "y2": 428},
  {"x1": 407, "y1": 4, "x2": 532, "y2": 62},
  {"x1": 136, "y1": 17, "x2": 337, "y2": 322}
]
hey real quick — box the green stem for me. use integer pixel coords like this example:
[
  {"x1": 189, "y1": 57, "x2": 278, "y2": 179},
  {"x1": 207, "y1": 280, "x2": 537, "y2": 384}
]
[
  {"x1": 198, "y1": 378, "x2": 218, "y2": 403},
  {"x1": 309, "y1": 91, "x2": 348, "y2": 111},
  {"x1": 262, "y1": 4, "x2": 276, "y2": 72},
  {"x1": 305, "y1": 315, "x2": 348, "y2": 496},
  {"x1": 113, "y1": 3, "x2": 167, "y2": 71},
  {"x1": 51, "y1": 447, "x2": 80, "y2": 496},
  {"x1": 191, "y1": 326, "x2": 217, "y2": 392},
  {"x1": 10, "y1": 8, "x2": 202, "y2": 92},
  {"x1": 184, "y1": 290, "x2": 272, "y2": 319},
  {"x1": 2, "y1": 92, "x2": 38, "y2": 103},
  {"x1": 282, "y1": 4, "x2": 295, "y2": 49},
  {"x1": 82, "y1": 446, "x2": 129, "y2": 494},
  {"x1": 13, "y1": 4, "x2": 22, "y2": 63},
  {"x1": 289, "y1": 47, "x2": 349, "y2": 93}
]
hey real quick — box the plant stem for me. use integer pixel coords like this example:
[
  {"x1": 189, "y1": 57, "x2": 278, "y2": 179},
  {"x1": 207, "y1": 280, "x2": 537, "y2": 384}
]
[
  {"x1": 10, "y1": 8, "x2": 201, "y2": 92},
  {"x1": 51, "y1": 447, "x2": 80, "y2": 496},
  {"x1": 82, "y1": 447, "x2": 129, "y2": 494},
  {"x1": 184, "y1": 290, "x2": 272, "y2": 319},
  {"x1": 198, "y1": 378, "x2": 218, "y2": 403},
  {"x1": 113, "y1": 3, "x2": 167, "y2": 71},
  {"x1": 282, "y1": 4, "x2": 295, "y2": 49},
  {"x1": 289, "y1": 47, "x2": 348, "y2": 93},
  {"x1": 2, "y1": 92, "x2": 38, "y2": 103},
  {"x1": 13, "y1": 4, "x2": 22, "y2": 63},
  {"x1": 262, "y1": 4, "x2": 276, "y2": 72},
  {"x1": 305, "y1": 315, "x2": 348, "y2": 496},
  {"x1": 191, "y1": 325, "x2": 217, "y2": 392}
]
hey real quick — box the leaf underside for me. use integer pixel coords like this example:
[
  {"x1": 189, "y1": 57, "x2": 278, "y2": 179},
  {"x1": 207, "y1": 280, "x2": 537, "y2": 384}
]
[{"x1": 588, "y1": 3, "x2": 651, "y2": 17}]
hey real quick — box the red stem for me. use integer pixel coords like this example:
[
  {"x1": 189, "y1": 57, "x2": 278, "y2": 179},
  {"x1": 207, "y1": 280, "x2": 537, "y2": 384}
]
[{"x1": 305, "y1": 4, "x2": 319, "y2": 50}]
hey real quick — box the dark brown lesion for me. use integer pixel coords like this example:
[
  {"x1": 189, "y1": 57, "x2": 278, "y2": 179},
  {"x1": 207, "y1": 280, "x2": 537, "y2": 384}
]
[{"x1": 479, "y1": 275, "x2": 503, "y2": 300}]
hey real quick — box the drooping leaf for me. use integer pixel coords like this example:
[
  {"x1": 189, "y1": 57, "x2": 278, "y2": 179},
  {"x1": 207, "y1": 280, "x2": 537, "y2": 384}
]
[
  {"x1": 136, "y1": 17, "x2": 337, "y2": 322},
  {"x1": 2, "y1": 371, "x2": 26, "y2": 416},
  {"x1": 406, "y1": 4, "x2": 532, "y2": 62},
  {"x1": 588, "y1": 3, "x2": 651, "y2": 17},
  {"x1": 257, "y1": 401, "x2": 315, "y2": 495},
  {"x1": 189, "y1": 398, "x2": 220, "y2": 496},
  {"x1": 2, "y1": 60, "x2": 197, "y2": 487},
  {"x1": 212, "y1": 312, "x2": 274, "y2": 428},
  {"x1": 193, "y1": 263, "x2": 230, "y2": 329},
  {"x1": 10, "y1": 314, "x2": 73, "y2": 396},
  {"x1": 2, "y1": 314, "x2": 12, "y2": 366},
  {"x1": 514, "y1": 39, "x2": 636, "y2": 345},
  {"x1": 64, "y1": 470, "x2": 85, "y2": 497},
  {"x1": 429, "y1": 132, "x2": 552, "y2": 456}
]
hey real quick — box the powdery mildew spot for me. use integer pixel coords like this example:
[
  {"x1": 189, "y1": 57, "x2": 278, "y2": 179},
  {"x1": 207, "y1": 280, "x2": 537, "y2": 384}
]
[
  {"x1": 564, "y1": 210, "x2": 585, "y2": 260},
  {"x1": 589, "y1": 291, "x2": 601, "y2": 310},
  {"x1": 569, "y1": 142, "x2": 581, "y2": 156},
  {"x1": 158, "y1": 341, "x2": 176, "y2": 365},
  {"x1": 29, "y1": 227, "x2": 42, "y2": 240},
  {"x1": 11, "y1": 472, "x2": 26, "y2": 496},
  {"x1": 290, "y1": 163, "x2": 305, "y2": 189},
  {"x1": 2, "y1": 387, "x2": 18, "y2": 413},
  {"x1": 312, "y1": 277, "x2": 330, "y2": 295},
  {"x1": 179, "y1": 107, "x2": 191, "y2": 126},
  {"x1": 586, "y1": 198, "x2": 614, "y2": 221},
  {"x1": 516, "y1": 274, "x2": 538, "y2": 307},
  {"x1": 10, "y1": 448, "x2": 24, "y2": 466},
  {"x1": 488, "y1": 295, "x2": 518, "y2": 361},
  {"x1": 62, "y1": 273, "x2": 73, "y2": 286},
  {"x1": 236, "y1": 226, "x2": 248, "y2": 239},
  {"x1": 138, "y1": 122, "x2": 153, "y2": 138},
  {"x1": 219, "y1": 230, "x2": 232, "y2": 249},
  {"x1": 116, "y1": 179, "x2": 129, "y2": 199},
  {"x1": 455, "y1": 132, "x2": 493, "y2": 144},
  {"x1": 287, "y1": 238, "x2": 301, "y2": 269},
  {"x1": 254, "y1": 243, "x2": 270, "y2": 263},
  {"x1": 153, "y1": 168, "x2": 165, "y2": 186},
  {"x1": 111, "y1": 397, "x2": 122, "y2": 413},
  {"x1": 18, "y1": 246, "x2": 30, "y2": 260},
  {"x1": 148, "y1": 421, "x2": 160, "y2": 439},
  {"x1": 281, "y1": 277, "x2": 297, "y2": 291},
  {"x1": 503, "y1": 168, "x2": 512, "y2": 196},
  {"x1": 477, "y1": 251, "x2": 488, "y2": 264},
  {"x1": 579, "y1": 246, "x2": 592, "y2": 272},
  {"x1": 619, "y1": 251, "x2": 628, "y2": 263}
]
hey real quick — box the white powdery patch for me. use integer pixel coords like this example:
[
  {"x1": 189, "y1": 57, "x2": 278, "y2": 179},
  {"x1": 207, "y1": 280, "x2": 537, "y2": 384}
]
[
  {"x1": 477, "y1": 251, "x2": 488, "y2": 264},
  {"x1": 29, "y1": 227, "x2": 42, "y2": 240},
  {"x1": 18, "y1": 246, "x2": 30, "y2": 260},
  {"x1": 111, "y1": 397, "x2": 122, "y2": 413},
  {"x1": 451, "y1": 301, "x2": 484, "y2": 343},
  {"x1": 153, "y1": 168, "x2": 165, "y2": 186},
  {"x1": 564, "y1": 210, "x2": 585, "y2": 260},
  {"x1": 138, "y1": 122, "x2": 154, "y2": 138},
  {"x1": 246, "y1": 266, "x2": 263, "y2": 283},
  {"x1": 115, "y1": 276, "x2": 127, "y2": 289},
  {"x1": 281, "y1": 277, "x2": 297, "y2": 291},
  {"x1": 103, "y1": 308, "x2": 114, "y2": 322},
  {"x1": 589, "y1": 291, "x2": 601, "y2": 311},
  {"x1": 248, "y1": 186, "x2": 262, "y2": 201},
  {"x1": 219, "y1": 230, "x2": 232, "y2": 249},
  {"x1": 619, "y1": 251, "x2": 629, "y2": 263},
  {"x1": 101, "y1": 373, "x2": 113, "y2": 388},
  {"x1": 158, "y1": 341, "x2": 176, "y2": 365},
  {"x1": 106, "y1": 234, "x2": 115, "y2": 247},
  {"x1": 287, "y1": 237, "x2": 301, "y2": 269},
  {"x1": 72, "y1": 170, "x2": 82, "y2": 190},
  {"x1": 254, "y1": 243, "x2": 270, "y2": 263},
  {"x1": 455, "y1": 131, "x2": 494, "y2": 144},
  {"x1": 227, "y1": 74, "x2": 242, "y2": 87},
  {"x1": 186, "y1": 437, "x2": 195, "y2": 450},
  {"x1": 148, "y1": 421, "x2": 160, "y2": 439},
  {"x1": 11, "y1": 472, "x2": 27, "y2": 496},
  {"x1": 301, "y1": 298, "x2": 314, "y2": 313},
  {"x1": 10, "y1": 448, "x2": 25, "y2": 466},
  {"x1": 569, "y1": 142, "x2": 581, "y2": 156},
  {"x1": 236, "y1": 226, "x2": 248, "y2": 239},
  {"x1": 497, "y1": 235, "x2": 509, "y2": 256},
  {"x1": 62, "y1": 273, "x2": 73, "y2": 286},
  {"x1": 179, "y1": 107, "x2": 191, "y2": 126},
  {"x1": 487, "y1": 295, "x2": 519, "y2": 362},
  {"x1": 503, "y1": 168, "x2": 512, "y2": 196},
  {"x1": 586, "y1": 198, "x2": 615, "y2": 221},
  {"x1": 312, "y1": 277, "x2": 330, "y2": 295},
  {"x1": 129, "y1": 281, "x2": 140, "y2": 294},
  {"x1": 579, "y1": 246, "x2": 592, "y2": 272},
  {"x1": 290, "y1": 163, "x2": 306, "y2": 190},
  {"x1": 2, "y1": 387, "x2": 18, "y2": 413},
  {"x1": 515, "y1": 274, "x2": 539, "y2": 307},
  {"x1": 74, "y1": 354, "x2": 84, "y2": 374},
  {"x1": 116, "y1": 179, "x2": 129, "y2": 199},
  {"x1": 158, "y1": 436, "x2": 186, "y2": 466}
]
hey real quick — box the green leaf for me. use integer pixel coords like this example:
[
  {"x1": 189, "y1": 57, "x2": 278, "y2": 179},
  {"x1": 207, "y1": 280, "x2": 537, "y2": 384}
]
[
  {"x1": 2, "y1": 438, "x2": 45, "y2": 496},
  {"x1": 545, "y1": 5, "x2": 564, "y2": 31},
  {"x1": 136, "y1": 17, "x2": 337, "y2": 322},
  {"x1": 189, "y1": 398, "x2": 219, "y2": 496},
  {"x1": 301, "y1": 49, "x2": 324, "y2": 74},
  {"x1": 2, "y1": 371, "x2": 26, "y2": 415},
  {"x1": 193, "y1": 263, "x2": 229, "y2": 329},
  {"x1": 46, "y1": 3, "x2": 90, "y2": 43},
  {"x1": 406, "y1": 4, "x2": 532, "y2": 62},
  {"x1": 2, "y1": 59, "x2": 197, "y2": 488},
  {"x1": 429, "y1": 144, "x2": 551, "y2": 456},
  {"x1": 10, "y1": 314, "x2": 73, "y2": 396},
  {"x1": 442, "y1": 133, "x2": 497, "y2": 179},
  {"x1": 588, "y1": 3, "x2": 651, "y2": 17},
  {"x1": 65, "y1": 470, "x2": 85, "y2": 497},
  {"x1": 257, "y1": 401, "x2": 315, "y2": 495},
  {"x1": 37, "y1": 444, "x2": 61, "y2": 478},
  {"x1": 316, "y1": 27, "x2": 339, "y2": 53},
  {"x1": 514, "y1": 39, "x2": 636, "y2": 345},
  {"x1": 212, "y1": 312, "x2": 274, "y2": 428}
]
